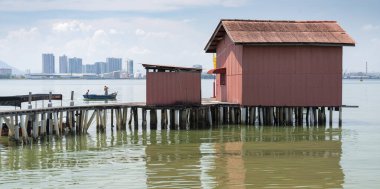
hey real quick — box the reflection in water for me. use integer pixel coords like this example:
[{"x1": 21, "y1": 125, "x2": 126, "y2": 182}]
[{"x1": 0, "y1": 126, "x2": 343, "y2": 188}]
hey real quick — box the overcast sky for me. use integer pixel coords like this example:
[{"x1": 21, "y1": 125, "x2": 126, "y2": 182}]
[{"x1": 0, "y1": 0, "x2": 379, "y2": 73}]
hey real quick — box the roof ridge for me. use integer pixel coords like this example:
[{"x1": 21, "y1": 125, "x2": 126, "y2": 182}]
[{"x1": 220, "y1": 19, "x2": 337, "y2": 23}]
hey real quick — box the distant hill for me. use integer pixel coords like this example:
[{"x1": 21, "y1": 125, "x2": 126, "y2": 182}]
[{"x1": 0, "y1": 60, "x2": 24, "y2": 75}]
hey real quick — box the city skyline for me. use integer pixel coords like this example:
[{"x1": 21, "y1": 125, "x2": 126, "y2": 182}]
[
  {"x1": 0, "y1": 0, "x2": 379, "y2": 73},
  {"x1": 41, "y1": 53, "x2": 129, "y2": 74}
]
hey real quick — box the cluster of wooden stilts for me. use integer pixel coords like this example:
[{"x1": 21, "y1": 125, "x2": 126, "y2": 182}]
[{"x1": 0, "y1": 102, "x2": 343, "y2": 145}]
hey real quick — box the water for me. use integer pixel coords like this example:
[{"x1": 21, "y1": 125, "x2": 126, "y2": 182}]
[{"x1": 0, "y1": 79, "x2": 379, "y2": 188}]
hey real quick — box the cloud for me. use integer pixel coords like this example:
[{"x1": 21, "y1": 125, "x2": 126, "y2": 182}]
[
  {"x1": 362, "y1": 24, "x2": 380, "y2": 31},
  {"x1": 52, "y1": 20, "x2": 93, "y2": 32},
  {"x1": 0, "y1": 0, "x2": 247, "y2": 11},
  {"x1": 0, "y1": 17, "x2": 212, "y2": 72},
  {"x1": 128, "y1": 46, "x2": 151, "y2": 55}
]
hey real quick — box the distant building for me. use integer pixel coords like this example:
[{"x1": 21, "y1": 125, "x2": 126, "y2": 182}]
[
  {"x1": 106, "y1": 58, "x2": 122, "y2": 73},
  {"x1": 95, "y1": 62, "x2": 107, "y2": 74},
  {"x1": 68, "y1": 57, "x2": 83, "y2": 73},
  {"x1": 42, "y1": 53, "x2": 55, "y2": 73},
  {"x1": 85, "y1": 64, "x2": 97, "y2": 74},
  {"x1": 127, "y1": 59, "x2": 134, "y2": 77},
  {"x1": 193, "y1": 64, "x2": 203, "y2": 69},
  {"x1": 0, "y1": 68, "x2": 12, "y2": 78},
  {"x1": 59, "y1": 55, "x2": 68, "y2": 73}
]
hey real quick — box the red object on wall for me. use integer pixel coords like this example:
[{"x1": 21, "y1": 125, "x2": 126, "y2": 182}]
[
  {"x1": 205, "y1": 19, "x2": 355, "y2": 107},
  {"x1": 143, "y1": 64, "x2": 202, "y2": 106}
]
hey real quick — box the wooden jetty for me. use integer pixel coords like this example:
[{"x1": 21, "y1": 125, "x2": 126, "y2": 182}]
[{"x1": 0, "y1": 94, "x2": 352, "y2": 145}]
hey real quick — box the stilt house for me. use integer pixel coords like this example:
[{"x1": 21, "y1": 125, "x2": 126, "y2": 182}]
[{"x1": 205, "y1": 19, "x2": 355, "y2": 107}]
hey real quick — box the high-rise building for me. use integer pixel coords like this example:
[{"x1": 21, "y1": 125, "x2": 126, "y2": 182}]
[
  {"x1": 68, "y1": 57, "x2": 83, "y2": 73},
  {"x1": 42, "y1": 53, "x2": 55, "y2": 73},
  {"x1": 85, "y1": 64, "x2": 97, "y2": 74},
  {"x1": 59, "y1": 55, "x2": 68, "y2": 73},
  {"x1": 127, "y1": 59, "x2": 134, "y2": 77},
  {"x1": 95, "y1": 62, "x2": 107, "y2": 74},
  {"x1": 106, "y1": 58, "x2": 122, "y2": 73},
  {"x1": 0, "y1": 68, "x2": 12, "y2": 79}
]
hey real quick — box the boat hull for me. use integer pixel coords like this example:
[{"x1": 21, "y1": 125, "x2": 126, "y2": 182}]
[{"x1": 83, "y1": 93, "x2": 117, "y2": 100}]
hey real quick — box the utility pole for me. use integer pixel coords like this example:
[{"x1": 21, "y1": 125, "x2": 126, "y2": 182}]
[{"x1": 366, "y1": 61, "x2": 368, "y2": 76}]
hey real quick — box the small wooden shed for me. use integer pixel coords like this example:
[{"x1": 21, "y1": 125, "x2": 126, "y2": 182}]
[
  {"x1": 143, "y1": 64, "x2": 202, "y2": 106},
  {"x1": 205, "y1": 19, "x2": 355, "y2": 107}
]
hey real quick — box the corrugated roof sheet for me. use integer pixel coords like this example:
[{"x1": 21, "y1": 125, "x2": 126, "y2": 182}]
[
  {"x1": 142, "y1": 64, "x2": 202, "y2": 72},
  {"x1": 205, "y1": 19, "x2": 355, "y2": 53}
]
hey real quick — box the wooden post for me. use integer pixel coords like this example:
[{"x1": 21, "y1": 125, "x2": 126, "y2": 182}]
[
  {"x1": 248, "y1": 107, "x2": 254, "y2": 125},
  {"x1": 103, "y1": 109, "x2": 107, "y2": 132},
  {"x1": 142, "y1": 108, "x2": 147, "y2": 129},
  {"x1": 59, "y1": 111, "x2": 63, "y2": 134},
  {"x1": 306, "y1": 107, "x2": 310, "y2": 126},
  {"x1": 219, "y1": 107, "x2": 224, "y2": 125},
  {"x1": 161, "y1": 109, "x2": 167, "y2": 129},
  {"x1": 174, "y1": 109, "x2": 179, "y2": 129},
  {"x1": 133, "y1": 107, "x2": 138, "y2": 129},
  {"x1": 208, "y1": 107, "x2": 213, "y2": 127},
  {"x1": 0, "y1": 117, "x2": 3, "y2": 137},
  {"x1": 230, "y1": 107, "x2": 235, "y2": 124},
  {"x1": 170, "y1": 109, "x2": 175, "y2": 130},
  {"x1": 96, "y1": 109, "x2": 99, "y2": 133},
  {"x1": 41, "y1": 113, "x2": 47, "y2": 137},
  {"x1": 48, "y1": 92, "x2": 53, "y2": 107},
  {"x1": 70, "y1": 91, "x2": 74, "y2": 106},
  {"x1": 339, "y1": 107, "x2": 342, "y2": 127},
  {"x1": 313, "y1": 107, "x2": 317, "y2": 126},
  {"x1": 54, "y1": 112, "x2": 60, "y2": 136},
  {"x1": 28, "y1": 92, "x2": 32, "y2": 109},
  {"x1": 110, "y1": 108, "x2": 114, "y2": 129},
  {"x1": 33, "y1": 114, "x2": 39, "y2": 139},
  {"x1": 21, "y1": 115, "x2": 29, "y2": 143},
  {"x1": 150, "y1": 109, "x2": 157, "y2": 130},
  {"x1": 329, "y1": 107, "x2": 333, "y2": 127}
]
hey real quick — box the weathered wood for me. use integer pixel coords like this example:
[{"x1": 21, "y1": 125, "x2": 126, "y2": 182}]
[
  {"x1": 339, "y1": 107, "x2": 342, "y2": 127},
  {"x1": 208, "y1": 108, "x2": 213, "y2": 127},
  {"x1": 161, "y1": 109, "x2": 167, "y2": 129},
  {"x1": 169, "y1": 109, "x2": 175, "y2": 130},
  {"x1": 150, "y1": 109, "x2": 157, "y2": 130},
  {"x1": 133, "y1": 107, "x2": 138, "y2": 129},
  {"x1": 0, "y1": 117, "x2": 3, "y2": 137},
  {"x1": 142, "y1": 108, "x2": 147, "y2": 129},
  {"x1": 110, "y1": 108, "x2": 114, "y2": 129},
  {"x1": 53, "y1": 112, "x2": 60, "y2": 136},
  {"x1": 86, "y1": 110, "x2": 97, "y2": 132},
  {"x1": 33, "y1": 113, "x2": 39, "y2": 139},
  {"x1": 329, "y1": 107, "x2": 333, "y2": 127}
]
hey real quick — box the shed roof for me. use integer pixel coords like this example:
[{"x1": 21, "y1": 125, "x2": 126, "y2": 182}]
[
  {"x1": 142, "y1": 64, "x2": 202, "y2": 72},
  {"x1": 205, "y1": 19, "x2": 356, "y2": 53}
]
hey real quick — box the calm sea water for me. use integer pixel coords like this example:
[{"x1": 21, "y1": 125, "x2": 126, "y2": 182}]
[{"x1": 0, "y1": 79, "x2": 379, "y2": 188}]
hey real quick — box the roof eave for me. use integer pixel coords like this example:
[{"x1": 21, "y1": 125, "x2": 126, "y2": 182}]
[
  {"x1": 204, "y1": 20, "x2": 224, "y2": 53},
  {"x1": 234, "y1": 42, "x2": 356, "y2": 47}
]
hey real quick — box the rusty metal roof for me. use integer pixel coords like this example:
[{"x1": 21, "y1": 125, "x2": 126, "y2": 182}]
[
  {"x1": 142, "y1": 64, "x2": 202, "y2": 72},
  {"x1": 205, "y1": 19, "x2": 356, "y2": 53}
]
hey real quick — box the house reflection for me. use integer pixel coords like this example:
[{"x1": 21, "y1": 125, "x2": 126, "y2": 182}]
[{"x1": 145, "y1": 126, "x2": 343, "y2": 188}]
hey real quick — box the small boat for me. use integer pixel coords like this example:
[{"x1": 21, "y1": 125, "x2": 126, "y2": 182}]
[{"x1": 83, "y1": 92, "x2": 117, "y2": 100}]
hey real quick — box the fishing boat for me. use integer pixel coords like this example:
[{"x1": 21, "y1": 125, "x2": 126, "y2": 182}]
[{"x1": 83, "y1": 92, "x2": 117, "y2": 100}]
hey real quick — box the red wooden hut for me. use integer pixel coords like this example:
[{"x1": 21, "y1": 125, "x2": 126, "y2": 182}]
[
  {"x1": 205, "y1": 19, "x2": 355, "y2": 107},
  {"x1": 143, "y1": 64, "x2": 202, "y2": 106}
]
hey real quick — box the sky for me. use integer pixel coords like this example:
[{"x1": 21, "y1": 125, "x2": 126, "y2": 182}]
[{"x1": 0, "y1": 0, "x2": 379, "y2": 73}]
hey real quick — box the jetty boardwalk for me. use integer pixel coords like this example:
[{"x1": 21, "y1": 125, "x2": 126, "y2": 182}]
[{"x1": 0, "y1": 19, "x2": 356, "y2": 144}]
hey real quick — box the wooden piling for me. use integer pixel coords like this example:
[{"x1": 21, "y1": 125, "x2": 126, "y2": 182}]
[
  {"x1": 329, "y1": 107, "x2": 333, "y2": 127},
  {"x1": 339, "y1": 107, "x2": 342, "y2": 127},
  {"x1": 150, "y1": 109, "x2": 157, "y2": 130},
  {"x1": 142, "y1": 108, "x2": 147, "y2": 129},
  {"x1": 133, "y1": 107, "x2": 138, "y2": 129}
]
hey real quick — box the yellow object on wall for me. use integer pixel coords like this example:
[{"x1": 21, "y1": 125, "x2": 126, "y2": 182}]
[{"x1": 213, "y1": 53, "x2": 216, "y2": 68}]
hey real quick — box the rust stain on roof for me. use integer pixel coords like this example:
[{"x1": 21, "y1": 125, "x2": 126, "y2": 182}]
[{"x1": 205, "y1": 19, "x2": 356, "y2": 53}]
